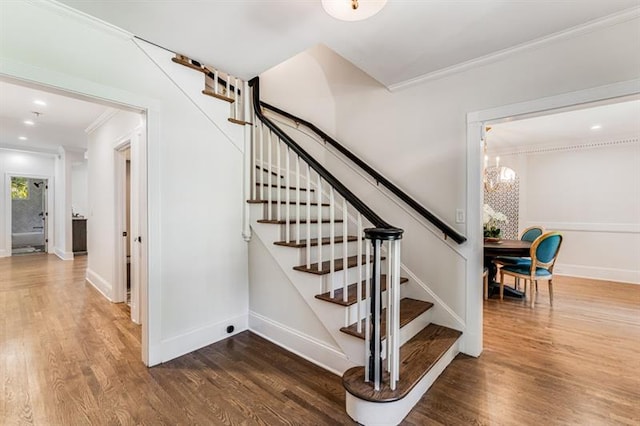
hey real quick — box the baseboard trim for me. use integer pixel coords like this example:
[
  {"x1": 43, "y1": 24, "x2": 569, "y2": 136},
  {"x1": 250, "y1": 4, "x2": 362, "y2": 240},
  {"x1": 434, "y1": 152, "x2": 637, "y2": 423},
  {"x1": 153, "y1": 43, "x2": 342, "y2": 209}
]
[
  {"x1": 555, "y1": 263, "x2": 639, "y2": 284},
  {"x1": 249, "y1": 311, "x2": 354, "y2": 376},
  {"x1": 86, "y1": 268, "x2": 113, "y2": 301},
  {"x1": 160, "y1": 313, "x2": 248, "y2": 363},
  {"x1": 54, "y1": 247, "x2": 74, "y2": 261},
  {"x1": 0, "y1": 249, "x2": 7, "y2": 258}
]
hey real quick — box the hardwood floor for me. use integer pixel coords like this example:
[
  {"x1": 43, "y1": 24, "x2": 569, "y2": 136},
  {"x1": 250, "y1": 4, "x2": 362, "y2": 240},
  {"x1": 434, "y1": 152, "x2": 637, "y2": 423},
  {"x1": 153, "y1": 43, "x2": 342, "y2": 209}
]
[{"x1": 2, "y1": 254, "x2": 639, "y2": 425}]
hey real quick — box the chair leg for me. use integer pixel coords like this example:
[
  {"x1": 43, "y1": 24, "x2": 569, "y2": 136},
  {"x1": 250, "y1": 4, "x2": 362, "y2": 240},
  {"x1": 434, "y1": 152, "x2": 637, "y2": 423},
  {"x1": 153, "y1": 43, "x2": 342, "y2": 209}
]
[
  {"x1": 499, "y1": 270, "x2": 504, "y2": 301},
  {"x1": 483, "y1": 269, "x2": 489, "y2": 301},
  {"x1": 535, "y1": 280, "x2": 538, "y2": 292},
  {"x1": 530, "y1": 280, "x2": 535, "y2": 308},
  {"x1": 549, "y1": 279, "x2": 553, "y2": 306}
]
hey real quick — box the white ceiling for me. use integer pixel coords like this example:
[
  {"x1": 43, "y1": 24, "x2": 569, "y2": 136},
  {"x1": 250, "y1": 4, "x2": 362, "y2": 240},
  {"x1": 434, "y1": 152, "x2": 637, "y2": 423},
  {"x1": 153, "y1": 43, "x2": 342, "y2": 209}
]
[
  {"x1": 58, "y1": 0, "x2": 640, "y2": 88},
  {"x1": 487, "y1": 98, "x2": 640, "y2": 153},
  {"x1": 0, "y1": 80, "x2": 109, "y2": 152}
]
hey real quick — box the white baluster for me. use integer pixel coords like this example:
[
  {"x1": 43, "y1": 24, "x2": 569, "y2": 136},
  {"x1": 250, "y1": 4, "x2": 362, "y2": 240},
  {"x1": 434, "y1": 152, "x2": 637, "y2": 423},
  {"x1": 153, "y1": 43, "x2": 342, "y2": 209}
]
[
  {"x1": 267, "y1": 128, "x2": 272, "y2": 220},
  {"x1": 276, "y1": 139, "x2": 281, "y2": 221},
  {"x1": 213, "y1": 69, "x2": 219, "y2": 95},
  {"x1": 285, "y1": 146, "x2": 291, "y2": 243},
  {"x1": 316, "y1": 175, "x2": 322, "y2": 272},
  {"x1": 373, "y1": 238, "x2": 382, "y2": 391},
  {"x1": 342, "y1": 197, "x2": 348, "y2": 304},
  {"x1": 329, "y1": 188, "x2": 335, "y2": 299},
  {"x1": 356, "y1": 214, "x2": 362, "y2": 334},
  {"x1": 392, "y1": 239, "x2": 401, "y2": 388},
  {"x1": 259, "y1": 123, "x2": 264, "y2": 201},
  {"x1": 234, "y1": 77, "x2": 240, "y2": 120},
  {"x1": 387, "y1": 240, "x2": 392, "y2": 374},
  {"x1": 364, "y1": 239, "x2": 371, "y2": 382},
  {"x1": 226, "y1": 74, "x2": 231, "y2": 97},
  {"x1": 295, "y1": 155, "x2": 301, "y2": 245},
  {"x1": 306, "y1": 164, "x2": 311, "y2": 269}
]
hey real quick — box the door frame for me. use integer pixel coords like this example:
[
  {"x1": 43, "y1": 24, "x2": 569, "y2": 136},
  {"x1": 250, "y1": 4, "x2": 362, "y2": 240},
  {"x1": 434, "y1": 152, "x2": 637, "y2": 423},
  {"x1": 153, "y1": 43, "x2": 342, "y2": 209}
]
[
  {"x1": 114, "y1": 128, "x2": 144, "y2": 325},
  {"x1": 5, "y1": 172, "x2": 54, "y2": 256},
  {"x1": 463, "y1": 78, "x2": 640, "y2": 357}
]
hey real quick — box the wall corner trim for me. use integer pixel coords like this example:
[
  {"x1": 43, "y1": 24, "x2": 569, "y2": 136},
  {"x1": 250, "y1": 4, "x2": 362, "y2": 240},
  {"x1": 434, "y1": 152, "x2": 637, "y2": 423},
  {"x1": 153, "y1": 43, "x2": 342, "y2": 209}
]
[
  {"x1": 85, "y1": 108, "x2": 119, "y2": 134},
  {"x1": 54, "y1": 247, "x2": 74, "y2": 261},
  {"x1": 86, "y1": 268, "x2": 113, "y2": 300},
  {"x1": 27, "y1": 0, "x2": 134, "y2": 40}
]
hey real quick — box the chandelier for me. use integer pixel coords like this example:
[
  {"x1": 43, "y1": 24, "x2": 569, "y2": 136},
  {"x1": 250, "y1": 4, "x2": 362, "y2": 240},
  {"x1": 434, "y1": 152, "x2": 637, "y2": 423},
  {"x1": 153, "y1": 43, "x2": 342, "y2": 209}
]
[
  {"x1": 483, "y1": 127, "x2": 517, "y2": 192},
  {"x1": 321, "y1": 0, "x2": 388, "y2": 21}
]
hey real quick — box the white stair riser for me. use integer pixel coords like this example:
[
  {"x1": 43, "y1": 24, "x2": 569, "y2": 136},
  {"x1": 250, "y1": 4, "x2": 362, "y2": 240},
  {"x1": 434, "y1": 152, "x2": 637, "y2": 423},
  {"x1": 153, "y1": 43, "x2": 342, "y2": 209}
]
[
  {"x1": 254, "y1": 186, "x2": 315, "y2": 203},
  {"x1": 297, "y1": 240, "x2": 363, "y2": 264},
  {"x1": 302, "y1": 264, "x2": 389, "y2": 293},
  {"x1": 256, "y1": 204, "x2": 332, "y2": 221}
]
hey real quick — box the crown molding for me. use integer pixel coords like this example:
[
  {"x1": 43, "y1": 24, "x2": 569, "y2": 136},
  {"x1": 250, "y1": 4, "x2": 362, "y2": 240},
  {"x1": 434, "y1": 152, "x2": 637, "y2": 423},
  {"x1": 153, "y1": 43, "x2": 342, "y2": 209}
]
[
  {"x1": 389, "y1": 7, "x2": 640, "y2": 91},
  {"x1": 27, "y1": 0, "x2": 133, "y2": 40},
  {"x1": 492, "y1": 136, "x2": 639, "y2": 157},
  {"x1": 85, "y1": 108, "x2": 118, "y2": 134}
]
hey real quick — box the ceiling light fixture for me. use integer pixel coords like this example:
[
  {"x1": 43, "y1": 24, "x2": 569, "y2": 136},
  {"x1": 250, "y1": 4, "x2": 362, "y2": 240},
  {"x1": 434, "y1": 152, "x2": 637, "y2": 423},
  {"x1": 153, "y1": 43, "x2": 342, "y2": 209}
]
[
  {"x1": 321, "y1": 0, "x2": 388, "y2": 21},
  {"x1": 591, "y1": 124, "x2": 602, "y2": 130},
  {"x1": 34, "y1": 100, "x2": 47, "y2": 106},
  {"x1": 23, "y1": 120, "x2": 35, "y2": 126},
  {"x1": 18, "y1": 136, "x2": 28, "y2": 141}
]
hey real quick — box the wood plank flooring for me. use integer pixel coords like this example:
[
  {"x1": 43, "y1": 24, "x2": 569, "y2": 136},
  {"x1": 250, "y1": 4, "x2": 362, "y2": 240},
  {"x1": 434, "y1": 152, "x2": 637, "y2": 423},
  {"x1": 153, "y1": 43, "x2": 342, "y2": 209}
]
[{"x1": 2, "y1": 254, "x2": 639, "y2": 425}]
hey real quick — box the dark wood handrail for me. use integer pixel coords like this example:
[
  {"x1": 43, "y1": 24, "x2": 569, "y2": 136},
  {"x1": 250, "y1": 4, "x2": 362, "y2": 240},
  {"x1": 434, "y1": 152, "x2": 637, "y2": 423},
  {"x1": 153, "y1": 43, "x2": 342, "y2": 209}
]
[
  {"x1": 259, "y1": 101, "x2": 467, "y2": 244},
  {"x1": 250, "y1": 78, "x2": 402, "y2": 240}
]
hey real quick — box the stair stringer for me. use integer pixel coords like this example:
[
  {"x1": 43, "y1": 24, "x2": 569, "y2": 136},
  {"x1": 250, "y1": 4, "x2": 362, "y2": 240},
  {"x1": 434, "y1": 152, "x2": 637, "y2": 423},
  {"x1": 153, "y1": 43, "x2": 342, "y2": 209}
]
[
  {"x1": 249, "y1": 213, "x2": 367, "y2": 370},
  {"x1": 135, "y1": 39, "x2": 245, "y2": 152}
]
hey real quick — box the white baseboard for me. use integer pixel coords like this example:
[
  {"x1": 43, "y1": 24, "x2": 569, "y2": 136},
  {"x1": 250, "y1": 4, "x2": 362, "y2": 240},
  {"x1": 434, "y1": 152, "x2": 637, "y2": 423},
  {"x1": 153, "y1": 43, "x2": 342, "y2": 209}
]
[
  {"x1": 160, "y1": 313, "x2": 248, "y2": 363},
  {"x1": 54, "y1": 247, "x2": 74, "y2": 261},
  {"x1": 86, "y1": 268, "x2": 113, "y2": 301},
  {"x1": 555, "y1": 263, "x2": 639, "y2": 284},
  {"x1": 0, "y1": 249, "x2": 7, "y2": 258},
  {"x1": 249, "y1": 311, "x2": 355, "y2": 376}
]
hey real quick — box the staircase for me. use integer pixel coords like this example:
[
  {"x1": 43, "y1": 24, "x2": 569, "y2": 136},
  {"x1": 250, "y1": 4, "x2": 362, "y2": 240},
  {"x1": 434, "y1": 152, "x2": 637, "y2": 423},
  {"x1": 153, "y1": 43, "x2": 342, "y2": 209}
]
[{"x1": 171, "y1": 53, "x2": 463, "y2": 425}]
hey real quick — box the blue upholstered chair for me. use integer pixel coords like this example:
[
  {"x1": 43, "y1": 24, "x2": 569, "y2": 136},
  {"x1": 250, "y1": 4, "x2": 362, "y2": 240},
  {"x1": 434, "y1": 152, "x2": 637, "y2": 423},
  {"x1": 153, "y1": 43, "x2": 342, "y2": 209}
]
[
  {"x1": 499, "y1": 232, "x2": 563, "y2": 307},
  {"x1": 494, "y1": 226, "x2": 544, "y2": 267}
]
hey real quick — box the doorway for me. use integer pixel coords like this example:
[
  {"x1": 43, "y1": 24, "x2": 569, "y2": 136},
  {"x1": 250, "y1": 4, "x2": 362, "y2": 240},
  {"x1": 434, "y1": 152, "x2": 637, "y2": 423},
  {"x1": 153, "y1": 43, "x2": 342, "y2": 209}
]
[{"x1": 11, "y1": 176, "x2": 49, "y2": 255}]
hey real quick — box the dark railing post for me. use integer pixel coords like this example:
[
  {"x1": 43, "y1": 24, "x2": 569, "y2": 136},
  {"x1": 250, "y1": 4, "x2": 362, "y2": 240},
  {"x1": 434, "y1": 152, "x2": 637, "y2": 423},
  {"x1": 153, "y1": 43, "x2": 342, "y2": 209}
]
[{"x1": 365, "y1": 227, "x2": 403, "y2": 390}]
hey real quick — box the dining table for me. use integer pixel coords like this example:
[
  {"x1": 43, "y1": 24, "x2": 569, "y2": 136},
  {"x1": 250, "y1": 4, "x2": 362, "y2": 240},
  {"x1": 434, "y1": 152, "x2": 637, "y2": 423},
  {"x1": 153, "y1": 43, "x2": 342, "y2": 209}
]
[{"x1": 484, "y1": 239, "x2": 532, "y2": 299}]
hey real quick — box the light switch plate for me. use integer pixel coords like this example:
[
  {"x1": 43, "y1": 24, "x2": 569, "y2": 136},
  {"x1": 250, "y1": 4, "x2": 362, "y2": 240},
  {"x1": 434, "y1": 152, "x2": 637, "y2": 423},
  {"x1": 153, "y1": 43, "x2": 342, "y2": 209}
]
[{"x1": 456, "y1": 209, "x2": 465, "y2": 224}]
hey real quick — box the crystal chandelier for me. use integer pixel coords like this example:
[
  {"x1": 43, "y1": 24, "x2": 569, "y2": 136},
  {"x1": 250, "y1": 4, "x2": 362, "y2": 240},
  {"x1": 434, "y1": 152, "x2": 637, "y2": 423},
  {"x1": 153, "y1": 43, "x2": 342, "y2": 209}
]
[{"x1": 483, "y1": 127, "x2": 517, "y2": 192}]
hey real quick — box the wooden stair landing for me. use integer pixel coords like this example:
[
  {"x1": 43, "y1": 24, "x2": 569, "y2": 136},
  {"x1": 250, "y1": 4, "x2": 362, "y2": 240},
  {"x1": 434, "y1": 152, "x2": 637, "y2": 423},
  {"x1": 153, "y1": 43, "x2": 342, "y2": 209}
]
[
  {"x1": 315, "y1": 275, "x2": 409, "y2": 307},
  {"x1": 342, "y1": 324, "x2": 461, "y2": 403},
  {"x1": 340, "y1": 298, "x2": 433, "y2": 339},
  {"x1": 293, "y1": 255, "x2": 382, "y2": 275}
]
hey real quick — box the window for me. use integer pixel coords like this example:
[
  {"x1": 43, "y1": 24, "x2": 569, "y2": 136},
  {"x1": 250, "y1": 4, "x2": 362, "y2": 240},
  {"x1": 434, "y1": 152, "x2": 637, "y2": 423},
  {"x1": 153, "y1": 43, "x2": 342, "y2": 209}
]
[{"x1": 11, "y1": 177, "x2": 29, "y2": 200}]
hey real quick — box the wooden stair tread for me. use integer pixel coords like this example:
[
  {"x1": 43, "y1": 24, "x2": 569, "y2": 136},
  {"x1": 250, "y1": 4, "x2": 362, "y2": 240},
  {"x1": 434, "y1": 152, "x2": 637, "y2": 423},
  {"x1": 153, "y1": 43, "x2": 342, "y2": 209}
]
[
  {"x1": 257, "y1": 219, "x2": 343, "y2": 225},
  {"x1": 293, "y1": 255, "x2": 382, "y2": 275},
  {"x1": 228, "y1": 118, "x2": 252, "y2": 125},
  {"x1": 172, "y1": 56, "x2": 206, "y2": 73},
  {"x1": 315, "y1": 276, "x2": 409, "y2": 307},
  {"x1": 247, "y1": 200, "x2": 330, "y2": 206},
  {"x1": 202, "y1": 89, "x2": 234, "y2": 103},
  {"x1": 340, "y1": 298, "x2": 433, "y2": 339},
  {"x1": 256, "y1": 183, "x2": 313, "y2": 191},
  {"x1": 275, "y1": 236, "x2": 359, "y2": 248},
  {"x1": 342, "y1": 324, "x2": 461, "y2": 403}
]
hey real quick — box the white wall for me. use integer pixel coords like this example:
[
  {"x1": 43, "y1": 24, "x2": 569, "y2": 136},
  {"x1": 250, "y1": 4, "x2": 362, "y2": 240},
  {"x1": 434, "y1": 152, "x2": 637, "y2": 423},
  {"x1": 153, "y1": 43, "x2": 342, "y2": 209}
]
[
  {"x1": 260, "y1": 17, "x2": 640, "y2": 353},
  {"x1": 86, "y1": 110, "x2": 141, "y2": 297},
  {"x1": 71, "y1": 160, "x2": 88, "y2": 217},
  {"x1": 0, "y1": 1, "x2": 249, "y2": 365},
  {"x1": 501, "y1": 142, "x2": 640, "y2": 283},
  {"x1": 0, "y1": 149, "x2": 55, "y2": 257}
]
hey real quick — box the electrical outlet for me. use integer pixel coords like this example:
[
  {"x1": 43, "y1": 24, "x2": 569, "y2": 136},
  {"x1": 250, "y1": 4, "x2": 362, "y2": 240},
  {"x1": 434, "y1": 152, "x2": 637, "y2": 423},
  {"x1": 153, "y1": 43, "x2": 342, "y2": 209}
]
[{"x1": 456, "y1": 209, "x2": 465, "y2": 224}]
